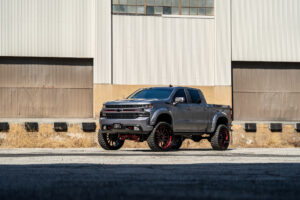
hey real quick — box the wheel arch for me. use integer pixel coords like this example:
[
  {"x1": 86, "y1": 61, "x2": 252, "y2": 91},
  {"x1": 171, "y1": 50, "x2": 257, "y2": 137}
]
[
  {"x1": 209, "y1": 112, "x2": 229, "y2": 133},
  {"x1": 150, "y1": 108, "x2": 173, "y2": 126}
]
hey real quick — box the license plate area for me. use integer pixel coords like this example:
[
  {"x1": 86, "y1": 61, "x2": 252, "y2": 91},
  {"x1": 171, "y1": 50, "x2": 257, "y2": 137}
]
[{"x1": 113, "y1": 123, "x2": 122, "y2": 129}]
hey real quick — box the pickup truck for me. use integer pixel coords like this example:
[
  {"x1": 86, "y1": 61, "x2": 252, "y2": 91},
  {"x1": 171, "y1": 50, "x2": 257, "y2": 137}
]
[{"x1": 98, "y1": 86, "x2": 232, "y2": 151}]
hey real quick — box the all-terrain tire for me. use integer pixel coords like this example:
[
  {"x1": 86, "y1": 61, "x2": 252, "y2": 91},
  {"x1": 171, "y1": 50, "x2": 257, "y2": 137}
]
[
  {"x1": 211, "y1": 124, "x2": 230, "y2": 150},
  {"x1": 98, "y1": 130, "x2": 124, "y2": 150},
  {"x1": 172, "y1": 136, "x2": 183, "y2": 150},
  {"x1": 147, "y1": 122, "x2": 173, "y2": 152}
]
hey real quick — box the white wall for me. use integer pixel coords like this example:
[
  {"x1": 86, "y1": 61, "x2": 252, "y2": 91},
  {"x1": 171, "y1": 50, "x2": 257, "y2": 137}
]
[
  {"x1": 112, "y1": 15, "x2": 216, "y2": 86},
  {"x1": 215, "y1": 0, "x2": 231, "y2": 85},
  {"x1": 232, "y1": 0, "x2": 300, "y2": 62},
  {"x1": 0, "y1": 0, "x2": 95, "y2": 58},
  {"x1": 111, "y1": 0, "x2": 232, "y2": 86},
  {"x1": 94, "y1": 0, "x2": 111, "y2": 83}
]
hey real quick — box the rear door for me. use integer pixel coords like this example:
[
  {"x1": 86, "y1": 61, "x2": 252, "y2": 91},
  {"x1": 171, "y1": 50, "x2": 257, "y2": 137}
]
[{"x1": 187, "y1": 89, "x2": 208, "y2": 132}]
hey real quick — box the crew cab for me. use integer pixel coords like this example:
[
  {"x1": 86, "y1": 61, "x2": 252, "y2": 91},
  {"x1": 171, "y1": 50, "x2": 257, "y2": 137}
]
[{"x1": 98, "y1": 86, "x2": 232, "y2": 151}]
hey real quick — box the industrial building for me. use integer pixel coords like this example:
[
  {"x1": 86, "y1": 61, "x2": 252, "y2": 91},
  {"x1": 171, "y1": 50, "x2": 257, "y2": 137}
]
[{"x1": 0, "y1": 0, "x2": 299, "y2": 123}]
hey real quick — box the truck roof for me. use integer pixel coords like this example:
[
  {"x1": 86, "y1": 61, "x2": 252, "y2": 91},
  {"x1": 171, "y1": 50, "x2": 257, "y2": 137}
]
[{"x1": 142, "y1": 86, "x2": 199, "y2": 90}]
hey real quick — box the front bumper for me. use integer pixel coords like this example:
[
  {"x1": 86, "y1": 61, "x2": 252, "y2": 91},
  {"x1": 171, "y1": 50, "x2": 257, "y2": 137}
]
[{"x1": 99, "y1": 117, "x2": 153, "y2": 134}]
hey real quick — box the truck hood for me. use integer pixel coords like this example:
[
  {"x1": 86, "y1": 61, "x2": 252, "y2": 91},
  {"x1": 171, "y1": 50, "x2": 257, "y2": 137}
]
[{"x1": 104, "y1": 99, "x2": 167, "y2": 105}]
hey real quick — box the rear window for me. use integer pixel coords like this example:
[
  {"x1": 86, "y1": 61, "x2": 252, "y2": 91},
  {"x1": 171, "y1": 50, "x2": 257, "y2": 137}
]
[
  {"x1": 188, "y1": 89, "x2": 201, "y2": 104},
  {"x1": 129, "y1": 88, "x2": 174, "y2": 100}
]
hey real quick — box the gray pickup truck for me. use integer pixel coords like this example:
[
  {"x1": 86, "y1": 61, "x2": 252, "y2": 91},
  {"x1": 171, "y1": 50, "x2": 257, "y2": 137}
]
[{"x1": 98, "y1": 86, "x2": 232, "y2": 151}]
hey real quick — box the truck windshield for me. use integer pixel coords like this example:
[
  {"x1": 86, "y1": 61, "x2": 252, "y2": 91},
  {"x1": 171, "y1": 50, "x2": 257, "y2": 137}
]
[{"x1": 129, "y1": 88, "x2": 174, "y2": 100}]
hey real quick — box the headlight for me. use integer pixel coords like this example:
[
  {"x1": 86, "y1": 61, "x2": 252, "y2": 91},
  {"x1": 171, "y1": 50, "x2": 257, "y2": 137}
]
[
  {"x1": 102, "y1": 104, "x2": 106, "y2": 109},
  {"x1": 144, "y1": 104, "x2": 153, "y2": 109}
]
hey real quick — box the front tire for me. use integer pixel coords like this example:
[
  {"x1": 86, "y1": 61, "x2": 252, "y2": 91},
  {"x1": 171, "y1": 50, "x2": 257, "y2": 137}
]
[
  {"x1": 147, "y1": 122, "x2": 173, "y2": 151},
  {"x1": 98, "y1": 130, "x2": 124, "y2": 150},
  {"x1": 211, "y1": 124, "x2": 230, "y2": 150}
]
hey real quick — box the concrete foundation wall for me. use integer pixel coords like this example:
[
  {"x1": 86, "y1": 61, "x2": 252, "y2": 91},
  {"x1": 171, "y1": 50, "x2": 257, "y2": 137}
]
[{"x1": 0, "y1": 123, "x2": 299, "y2": 148}]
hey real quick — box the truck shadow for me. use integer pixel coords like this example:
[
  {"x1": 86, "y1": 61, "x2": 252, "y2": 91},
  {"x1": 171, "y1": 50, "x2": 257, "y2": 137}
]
[{"x1": 0, "y1": 163, "x2": 300, "y2": 200}]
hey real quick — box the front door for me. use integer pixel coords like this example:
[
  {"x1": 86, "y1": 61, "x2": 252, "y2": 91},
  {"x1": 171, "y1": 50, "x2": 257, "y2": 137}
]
[{"x1": 171, "y1": 89, "x2": 191, "y2": 132}]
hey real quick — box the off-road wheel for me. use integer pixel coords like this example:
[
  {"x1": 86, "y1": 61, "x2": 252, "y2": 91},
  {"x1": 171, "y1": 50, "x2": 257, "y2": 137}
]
[
  {"x1": 98, "y1": 130, "x2": 124, "y2": 150},
  {"x1": 172, "y1": 136, "x2": 183, "y2": 150},
  {"x1": 147, "y1": 122, "x2": 173, "y2": 151},
  {"x1": 211, "y1": 124, "x2": 230, "y2": 150}
]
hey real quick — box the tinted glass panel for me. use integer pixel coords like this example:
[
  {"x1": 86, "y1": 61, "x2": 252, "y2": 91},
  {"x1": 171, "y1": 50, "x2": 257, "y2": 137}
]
[
  {"x1": 120, "y1": 5, "x2": 127, "y2": 13},
  {"x1": 146, "y1": 0, "x2": 155, "y2": 5},
  {"x1": 188, "y1": 89, "x2": 201, "y2": 103},
  {"x1": 163, "y1": 6, "x2": 171, "y2": 14},
  {"x1": 173, "y1": 89, "x2": 187, "y2": 103},
  {"x1": 112, "y1": 5, "x2": 120, "y2": 13},
  {"x1": 155, "y1": 6, "x2": 163, "y2": 14},
  {"x1": 129, "y1": 88, "x2": 174, "y2": 100},
  {"x1": 207, "y1": 0, "x2": 214, "y2": 7},
  {"x1": 112, "y1": 0, "x2": 214, "y2": 16},
  {"x1": 137, "y1": 6, "x2": 145, "y2": 13},
  {"x1": 128, "y1": 0, "x2": 137, "y2": 4},
  {"x1": 137, "y1": 0, "x2": 144, "y2": 5},
  {"x1": 146, "y1": 6, "x2": 154, "y2": 14}
]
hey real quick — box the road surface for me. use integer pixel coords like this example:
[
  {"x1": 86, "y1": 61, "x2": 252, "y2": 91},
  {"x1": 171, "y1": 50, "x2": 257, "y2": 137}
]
[{"x1": 0, "y1": 148, "x2": 300, "y2": 200}]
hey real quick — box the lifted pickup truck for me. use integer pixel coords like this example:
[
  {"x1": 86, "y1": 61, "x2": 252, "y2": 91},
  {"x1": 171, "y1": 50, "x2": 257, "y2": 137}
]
[{"x1": 98, "y1": 86, "x2": 232, "y2": 151}]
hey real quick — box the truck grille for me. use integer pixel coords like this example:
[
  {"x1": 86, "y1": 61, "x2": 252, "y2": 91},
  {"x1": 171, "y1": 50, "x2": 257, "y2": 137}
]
[
  {"x1": 106, "y1": 104, "x2": 146, "y2": 108},
  {"x1": 105, "y1": 113, "x2": 140, "y2": 119}
]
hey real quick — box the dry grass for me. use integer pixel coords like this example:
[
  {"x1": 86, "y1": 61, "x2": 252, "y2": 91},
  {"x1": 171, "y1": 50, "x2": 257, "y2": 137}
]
[{"x1": 0, "y1": 123, "x2": 98, "y2": 148}]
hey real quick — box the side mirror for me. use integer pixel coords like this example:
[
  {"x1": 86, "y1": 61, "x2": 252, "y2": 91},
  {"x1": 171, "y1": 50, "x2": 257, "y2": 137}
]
[{"x1": 173, "y1": 97, "x2": 185, "y2": 106}]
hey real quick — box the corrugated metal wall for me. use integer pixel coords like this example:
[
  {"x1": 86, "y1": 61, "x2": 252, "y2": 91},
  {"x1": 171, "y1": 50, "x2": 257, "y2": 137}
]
[
  {"x1": 107, "y1": 0, "x2": 232, "y2": 86},
  {"x1": 233, "y1": 62, "x2": 300, "y2": 121},
  {"x1": 232, "y1": 0, "x2": 300, "y2": 62},
  {"x1": 215, "y1": 0, "x2": 231, "y2": 86},
  {"x1": 0, "y1": 57, "x2": 93, "y2": 118},
  {"x1": 94, "y1": 0, "x2": 111, "y2": 84},
  {"x1": 112, "y1": 15, "x2": 216, "y2": 86},
  {"x1": 0, "y1": 0, "x2": 95, "y2": 58}
]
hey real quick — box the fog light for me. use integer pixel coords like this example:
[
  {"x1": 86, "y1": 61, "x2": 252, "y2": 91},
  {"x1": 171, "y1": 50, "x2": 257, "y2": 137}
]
[{"x1": 134, "y1": 126, "x2": 140, "y2": 131}]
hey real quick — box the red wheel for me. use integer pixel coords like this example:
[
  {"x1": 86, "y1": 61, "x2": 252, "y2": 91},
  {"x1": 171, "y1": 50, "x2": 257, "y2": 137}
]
[
  {"x1": 211, "y1": 124, "x2": 230, "y2": 150},
  {"x1": 147, "y1": 122, "x2": 173, "y2": 151}
]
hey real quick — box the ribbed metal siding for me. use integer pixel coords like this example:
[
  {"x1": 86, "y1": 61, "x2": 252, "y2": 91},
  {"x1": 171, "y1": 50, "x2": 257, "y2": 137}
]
[
  {"x1": 0, "y1": 0, "x2": 95, "y2": 58},
  {"x1": 94, "y1": 0, "x2": 111, "y2": 84},
  {"x1": 232, "y1": 0, "x2": 300, "y2": 62},
  {"x1": 111, "y1": 0, "x2": 232, "y2": 86},
  {"x1": 215, "y1": 0, "x2": 231, "y2": 85},
  {"x1": 112, "y1": 15, "x2": 216, "y2": 86}
]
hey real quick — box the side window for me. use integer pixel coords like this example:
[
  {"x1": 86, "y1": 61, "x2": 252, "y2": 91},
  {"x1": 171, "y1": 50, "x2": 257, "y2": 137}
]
[
  {"x1": 173, "y1": 89, "x2": 187, "y2": 103},
  {"x1": 188, "y1": 89, "x2": 201, "y2": 104}
]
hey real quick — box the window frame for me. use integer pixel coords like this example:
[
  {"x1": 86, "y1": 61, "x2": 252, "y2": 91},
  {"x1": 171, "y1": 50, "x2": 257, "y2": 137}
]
[
  {"x1": 187, "y1": 89, "x2": 202, "y2": 104},
  {"x1": 112, "y1": 0, "x2": 215, "y2": 16},
  {"x1": 172, "y1": 88, "x2": 188, "y2": 103}
]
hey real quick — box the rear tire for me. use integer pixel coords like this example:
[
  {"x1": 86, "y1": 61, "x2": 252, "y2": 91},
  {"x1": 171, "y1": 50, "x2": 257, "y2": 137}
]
[
  {"x1": 211, "y1": 124, "x2": 230, "y2": 150},
  {"x1": 147, "y1": 122, "x2": 173, "y2": 151},
  {"x1": 98, "y1": 130, "x2": 124, "y2": 150},
  {"x1": 172, "y1": 136, "x2": 183, "y2": 150}
]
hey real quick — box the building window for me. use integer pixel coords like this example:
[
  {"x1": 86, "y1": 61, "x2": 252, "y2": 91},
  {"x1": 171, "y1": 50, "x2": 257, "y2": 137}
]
[{"x1": 112, "y1": 0, "x2": 214, "y2": 16}]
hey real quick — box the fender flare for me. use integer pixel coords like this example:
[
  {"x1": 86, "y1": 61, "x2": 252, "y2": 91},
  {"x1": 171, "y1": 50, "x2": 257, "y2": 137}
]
[
  {"x1": 150, "y1": 108, "x2": 172, "y2": 126},
  {"x1": 209, "y1": 112, "x2": 229, "y2": 133}
]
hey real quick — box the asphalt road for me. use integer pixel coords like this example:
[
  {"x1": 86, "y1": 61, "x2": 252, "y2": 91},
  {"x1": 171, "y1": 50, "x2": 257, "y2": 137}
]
[{"x1": 0, "y1": 148, "x2": 300, "y2": 200}]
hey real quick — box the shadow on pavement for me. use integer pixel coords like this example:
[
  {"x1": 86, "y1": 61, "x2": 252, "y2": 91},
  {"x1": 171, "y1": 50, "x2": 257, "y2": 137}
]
[
  {"x1": 0, "y1": 163, "x2": 300, "y2": 200},
  {"x1": 0, "y1": 152, "x2": 299, "y2": 158}
]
